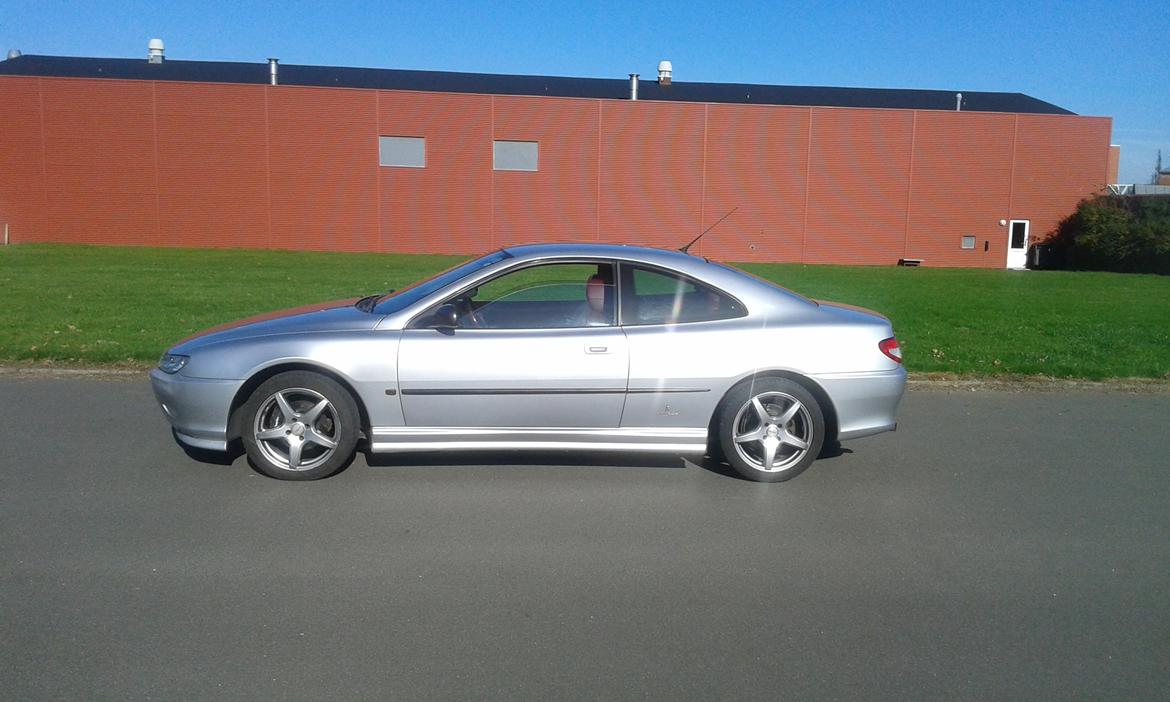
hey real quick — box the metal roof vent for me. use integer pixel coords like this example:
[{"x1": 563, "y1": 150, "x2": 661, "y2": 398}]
[
  {"x1": 629, "y1": 73, "x2": 639, "y2": 100},
  {"x1": 657, "y1": 60, "x2": 672, "y2": 85},
  {"x1": 147, "y1": 38, "x2": 165, "y2": 64},
  {"x1": 268, "y1": 58, "x2": 279, "y2": 85},
  {"x1": 6, "y1": 49, "x2": 21, "y2": 60}
]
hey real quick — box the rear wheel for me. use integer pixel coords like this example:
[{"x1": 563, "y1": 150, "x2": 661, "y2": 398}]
[
  {"x1": 718, "y1": 377, "x2": 825, "y2": 482},
  {"x1": 241, "y1": 371, "x2": 360, "y2": 480}
]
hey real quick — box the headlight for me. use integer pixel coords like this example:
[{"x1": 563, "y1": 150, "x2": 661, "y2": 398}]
[{"x1": 158, "y1": 353, "x2": 190, "y2": 374}]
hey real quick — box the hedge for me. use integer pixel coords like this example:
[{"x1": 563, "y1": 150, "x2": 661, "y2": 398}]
[{"x1": 1048, "y1": 195, "x2": 1170, "y2": 274}]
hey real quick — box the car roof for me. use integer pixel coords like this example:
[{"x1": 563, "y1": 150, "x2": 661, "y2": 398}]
[
  {"x1": 502, "y1": 242, "x2": 705, "y2": 268},
  {"x1": 375, "y1": 241, "x2": 815, "y2": 327},
  {"x1": 497, "y1": 242, "x2": 814, "y2": 312}
]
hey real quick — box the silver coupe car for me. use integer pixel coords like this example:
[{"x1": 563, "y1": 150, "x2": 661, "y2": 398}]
[{"x1": 151, "y1": 243, "x2": 905, "y2": 482}]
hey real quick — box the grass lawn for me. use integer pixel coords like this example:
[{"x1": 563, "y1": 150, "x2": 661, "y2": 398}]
[{"x1": 1, "y1": 243, "x2": 1167, "y2": 379}]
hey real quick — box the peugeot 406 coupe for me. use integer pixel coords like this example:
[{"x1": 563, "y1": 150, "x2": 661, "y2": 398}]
[{"x1": 151, "y1": 243, "x2": 905, "y2": 481}]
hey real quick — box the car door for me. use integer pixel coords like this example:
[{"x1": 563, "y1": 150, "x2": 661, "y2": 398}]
[
  {"x1": 618, "y1": 263, "x2": 751, "y2": 429},
  {"x1": 397, "y1": 261, "x2": 628, "y2": 428}
]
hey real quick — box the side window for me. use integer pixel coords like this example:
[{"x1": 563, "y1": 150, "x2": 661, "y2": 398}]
[
  {"x1": 623, "y1": 266, "x2": 745, "y2": 325},
  {"x1": 437, "y1": 262, "x2": 616, "y2": 329}
]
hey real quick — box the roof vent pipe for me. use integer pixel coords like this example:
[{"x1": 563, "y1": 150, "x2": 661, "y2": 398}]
[
  {"x1": 657, "y1": 60, "x2": 672, "y2": 85},
  {"x1": 6, "y1": 49, "x2": 21, "y2": 60},
  {"x1": 147, "y1": 38, "x2": 164, "y2": 64},
  {"x1": 955, "y1": 92, "x2": 962, "y2": 111},
  {"x1": 629, "y1": 73, "x2": 639, "y2": 100},
  {"x1": 268, "y1": 58, "x2": 279, "y2": 85}
]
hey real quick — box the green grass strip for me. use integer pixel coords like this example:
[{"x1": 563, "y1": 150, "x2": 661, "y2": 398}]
[{"x1": 1, "y1": 244, "x2": 1167, "y2": 379}]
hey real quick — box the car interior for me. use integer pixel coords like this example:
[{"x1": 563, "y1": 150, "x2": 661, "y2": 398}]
[{"x1": 420, "y1": 261, "x2": 745, "y2": 330}]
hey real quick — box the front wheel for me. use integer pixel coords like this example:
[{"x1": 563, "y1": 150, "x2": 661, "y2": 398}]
[
  {"x1": 717, "y1": 377, "x2": 825, "y2": 482},
  {"x1": 240, "y1": 371, "x2": 360, "y2": 480}
]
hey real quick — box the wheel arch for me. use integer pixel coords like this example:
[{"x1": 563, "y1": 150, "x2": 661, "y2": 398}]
[
  {"x1": 711, "y1": 370, "x2": 839, "y2": 445},
  {"x1": 227, "y1": 362, "x2": 372, "y2": 442}
]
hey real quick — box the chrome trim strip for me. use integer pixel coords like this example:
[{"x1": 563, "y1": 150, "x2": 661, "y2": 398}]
[
  {"x1": 399, "y1": 388, "x2": 709, "y2": 396},
  {"x1": 369, "y1": 426, "x2": 709, "y2": 453},
  {"x1": 400, "y1": 387, "x2": 626, "y2": 396},
  {"x1": 626, "y1": 387, "x2": 709, "y2": 394},
  {"x1": 811, "y1": 369, "x2": 904, "y2": 380},
  {"x1": 371, "y1": 440, "x2": 707, "y2": 453},
  {"x1": 371, "y1": 426, "x2": 707, "y2": 439}
]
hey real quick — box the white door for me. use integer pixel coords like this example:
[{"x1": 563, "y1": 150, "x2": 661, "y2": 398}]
[{"x1": 1006, "y1": 220, "x2": 1030, "y2": 269}]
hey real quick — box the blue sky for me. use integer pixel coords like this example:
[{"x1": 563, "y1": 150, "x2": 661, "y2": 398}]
[{"x1": 3, "y1": 0, "x2": 1166, "y2": 182}]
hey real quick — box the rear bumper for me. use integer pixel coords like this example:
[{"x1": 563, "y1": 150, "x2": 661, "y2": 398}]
[
  {"x1": 812, "y1": 367, "x2": 906, "y2": 441},
  {"x1": 150, "y1": 369, "x2": 240, "y2": 452}
]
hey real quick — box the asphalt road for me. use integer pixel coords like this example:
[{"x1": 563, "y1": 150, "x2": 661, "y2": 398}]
[{"x1": 1, "y1": 378, "x2": 1167, "y2": 701}]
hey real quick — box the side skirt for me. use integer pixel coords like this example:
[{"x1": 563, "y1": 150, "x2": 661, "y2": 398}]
[{"x1": 369, "y1": 427, "x2": 709, "y2": 454}]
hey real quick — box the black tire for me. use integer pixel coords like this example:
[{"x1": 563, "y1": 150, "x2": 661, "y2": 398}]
[
  {"x1": 717, "y1": 376, "x2": 825, "y2": 482},
  {"x1": 240, "y1": 371, "x2": 360, "y2": 480}
]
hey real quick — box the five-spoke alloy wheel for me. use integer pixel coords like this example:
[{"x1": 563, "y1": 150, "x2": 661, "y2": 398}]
[
  {"x1": 241, "y1": 371, "x2": 360, "y2": 480},
  {"x1": 718, "y1": 377, "x2": 825, "y2": 482}
]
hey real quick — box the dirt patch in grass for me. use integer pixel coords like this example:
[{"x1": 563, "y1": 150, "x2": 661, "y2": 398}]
[{"x1": 906, "y1": 373, "x2": 1170, "y2": 394}]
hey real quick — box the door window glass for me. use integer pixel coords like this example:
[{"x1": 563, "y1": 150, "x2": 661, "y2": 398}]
[
  {"x1": 623, "y1": 266, "x2": 745, "y2": 325},
  {"x1": 1011, "y1": 222, "x2": 1028, "y2": 249},
  {"x1": 439, "y1": 262, "x2": 616, "y2": 329}
]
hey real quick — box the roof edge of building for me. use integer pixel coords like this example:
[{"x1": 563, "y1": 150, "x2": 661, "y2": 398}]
[{"x1": 0, "y1": 53, "x2": 1077, "y2": 115}]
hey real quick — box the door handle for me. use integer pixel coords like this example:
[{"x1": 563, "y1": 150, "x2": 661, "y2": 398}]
[{"x1": 585, "y1": 345, "x2": 609, "y2": 354}]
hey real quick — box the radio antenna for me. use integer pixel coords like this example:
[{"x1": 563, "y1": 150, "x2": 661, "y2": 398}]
[{"x1": 679, "y1": 207, "x2": 738, "y2": 253}]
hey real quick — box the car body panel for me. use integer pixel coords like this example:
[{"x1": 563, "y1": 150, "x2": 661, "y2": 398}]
[
  {"x1": 172, "y1": 300, "x2": 375, "y2": 352},
  {"x1": 367, "y1": 426, "x2": 709, "y2": 454},
  {"x1": 150, "y1": 242, "x2": 906, "y2": 461},
  {"x1": 150, "y1": 369, "x2": 240, "y2": 451},
  {"x1": 397, "y1": 326, "x2": 629, "y2": 428},
  {"x1": 812, "y1": 368, "x2": 906, "y2": 439}
]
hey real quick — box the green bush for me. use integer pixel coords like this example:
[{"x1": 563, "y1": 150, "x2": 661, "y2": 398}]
[{"x1": 1051, "y1": 196, "x2": 1170, "y2": 274}]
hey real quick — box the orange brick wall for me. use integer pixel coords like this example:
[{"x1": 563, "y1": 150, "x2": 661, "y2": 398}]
[
  {"x1": 0, "y1": 75, "x2": 1112, "y2": 267},
  {"x1": 42, "y1": 79, "x2": 157, "y2": 246},
  {"x1": 0, "y1": 77, "x2": 47, "y2": 241},
  {"x1": 806, "y1": 108, "x2": 914, "y2": 265},
  {"x1": 701, "y1": 105, "x2": 809, "y2": 262},
  {"x1": 598, "y1": 100, "x2": 706, "y2": 250},
  {"x1": 493, "y1": 96, "x2": 600, "y2": 249},
  {"x1": 1106, "y1": 145, "x2": 1120, "y2": 184},
  {"x1": 377, "y1": 91, "x2": 491, "y2": 254},
  {"x1": 156, "y1": 82, "x2": 269, "y2": 248},
  {"x1": 908, "y1": 111, "x2": 1015, "y2": 267}
]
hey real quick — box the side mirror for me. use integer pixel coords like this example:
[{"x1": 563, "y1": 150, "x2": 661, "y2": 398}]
[{"x1": 431, "y1": 303, "x2": 459, "y2": 329}]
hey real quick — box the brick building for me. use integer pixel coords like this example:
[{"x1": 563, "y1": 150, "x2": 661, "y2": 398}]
[{"x1": 0, "y1": 53, "x2": 1113, "y2": 267}]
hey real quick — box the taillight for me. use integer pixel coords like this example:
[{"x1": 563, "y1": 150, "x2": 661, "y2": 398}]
[{"x1": 879, "y1": 337, "x2": 903, "y2": 363}]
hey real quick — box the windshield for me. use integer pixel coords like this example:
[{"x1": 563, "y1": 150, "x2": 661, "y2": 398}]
[{"x1": 371, "y1": 249, "x2": 513, "y2": 315}]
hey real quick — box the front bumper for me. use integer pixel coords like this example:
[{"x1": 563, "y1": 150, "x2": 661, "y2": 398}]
[
  {"x1": 149, "y1": 369, "x2": 241, "y2": 452},
  {"x1": 812, "y1": 367, "x2": 907, "y2": 441}
]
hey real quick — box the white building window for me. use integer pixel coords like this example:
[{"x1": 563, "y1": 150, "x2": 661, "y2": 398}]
[
  {"x1": 493, "y1": 140, "x2": 538, "y2": 172},
  {"x1": 380, "y1": 136, "x2": 425, "y2": 168}
]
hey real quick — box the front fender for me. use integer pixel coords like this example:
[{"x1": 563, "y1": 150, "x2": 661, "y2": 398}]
[{"x1": 179, "y1": 330, "x2": 405, "y2": 428}]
